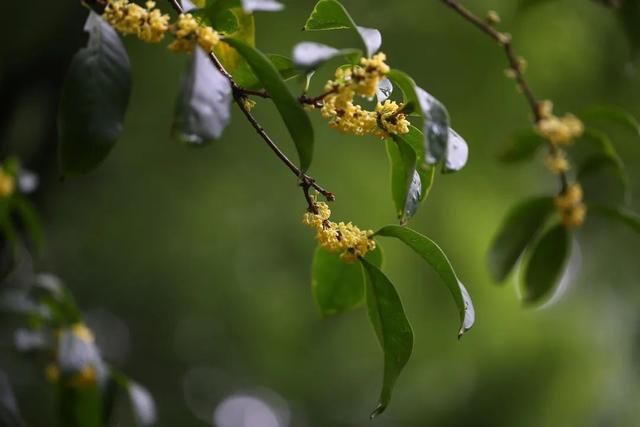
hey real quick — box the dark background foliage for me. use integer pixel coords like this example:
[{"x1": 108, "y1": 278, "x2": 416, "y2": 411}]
[{"x1": 2, "y1": 0, "x2": 640, "y2": 426}]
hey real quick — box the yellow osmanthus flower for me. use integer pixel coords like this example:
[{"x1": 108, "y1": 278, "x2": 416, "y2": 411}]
[
  {"x1": 303, "y1": 202, "x2": 376, "y2": 262},
  {"x1": 0, "y1": 168, "x2": 15, "y2": 198},
  {"x1": 103, "y1": 0, "x2": 170, "y2": 43},
  {"x1": 555, "y1": 184, "x2": 586, "y2": 228},
  {"x1": 536, "y1": 101, "x2": 584, "y2": 146},
  {"x1": 544, "y1": 150, "x2": 569, "y2": 174},
  {"x1": 320, "y1": 53, "x2": 409, "y2": 139},
  {"x1": 71, "y1": 323, "x2": 95, "y2": 343},
  {"x1": 168, "y1": 13, "x2": 220, "y2": 53}
]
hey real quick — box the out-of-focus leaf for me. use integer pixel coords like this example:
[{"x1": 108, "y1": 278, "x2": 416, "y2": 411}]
[
  {"x1": 393, "y1": 126, "x2": 435, "y2": 202},
  {"x1": 387, "y1": 70, "x2": 452, "y2": 169},
  {"x1": 172, "y1": 48, "x2": 232, "y2": 146},
  {"x1": 11, "y1": 195, "x2": 44, "y2": 253},
  {"x1": 311, "y1": 245, "x2": 382, "y2": 317},
  {"x1": 488, "y1": 197, "x2": 555, "y2": 282},
  {"x1": 203, "y1": 0, "x2": 283, "y2": 13},
  {"x1": 618, "y1": 0, "x2": 640, "y2": 61},
  {"x1": 375, "y1": 225, "x2": 475, "y2": 337},
  {"x1": 128, "y1": 382, "x2": 157, "y2": 426},
  {"x1": 14, "y1": 328, "x2": 48, "y2": 352},
  {"x1": 57, "y1": 329, "x2": 104, "y2": 378},
  {"x1": 360, "y1": 257, "x2": 413, "y2": 419},
  {"x1": 58, "y1": 12, "x2": 131, "y2": 174},
  {"x1": 303, "y1": 0, "x2": 381, "y2": 57},
  {"x1": 57, "y1": 385, "x2": 102, "y2": 427},
  {"x1": 444, "y1": 128, "x2": 469, "y2": 172},
  {"x1": 0, "y1": 371, "x2": 24, "y2": 427},
  {"x1": 385, "y1": 139, "x2": 421, "y2": 224},
  {"x1": 590, "y1": 204, "x2": 640, "y2": 234},
  {"x1": 267, "y1": 54, "x2": 298, "y2": 80},
  {"x1": 223, "y1": 38, "x2": 315, "y2": 171},
  {"x1": 292, "y1": 42, "x2": 358, "y2": 72},
  {"x1": 580, "y1": 105, "x2": 640, "y2": 137},
  {"x1": 522, "y1": 224, "x2": 570, "y2": 305},
  {"x1": 497, "y1": 129, "x2": 545, "y2": 163}
]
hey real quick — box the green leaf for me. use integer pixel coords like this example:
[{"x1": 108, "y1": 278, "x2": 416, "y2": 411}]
[
  {"x1": 311, "y1": 245, "x2": 382, "y2": 317},
  {"x1": 580, "y1": 105, "x2": 640, "y2": 137},
  {"x1": 0, "y1": 370, "x2": 24, "y2": 427},
  {"x1": 375, "y1": 225, "x2": 475, "y2": 337},
  {"x1": 360, "y1": 257, "x2": 413, "y2": 419},
  {"x1": 203, "y1": 0, "x2": 283, "y2": 13},
  {"x1": 267, "y1": 54, "x2": 298, "y2": 81},
  {"x1": 497, "y1": 128, "x2": 545, "y2": 163},
  {"x1": 522, "y1": 224, "x2": 570, "y2": 305},
  {"x1": 11, "y1": 195, "x2": 44, "y2": 254},
  {"x1": 192, "y1": 7, "x2": 239, "y2": 33},
  {"x1": 224, "y1": 38, "x2": 315, "y2": 171},
  {"x1": 292, "y1": 42, "x2": 359, "y2": 72},
  {"x1": 108, "y1": 370, "x2": 156, "y2": 427},
  {"x1": 385, "y1": 139, "x2": 421, "y2": 224},
  {"x1": 213, "y1": 9, "x2": 256, "y2": 88},
  {"x1": 393, "y1": 126, "x2": 435, "y2": 202},
  {"x1": 488, "y1": 197, "x2": 555, "y2": 282},
  {"x1": 58, "y1": 12, "x2": 131, "y2": 175},
  {"x1": 443, "y1": 128, "x2": 469, "y2": 173},
  {"x1": 57, "y1": 385, "x2": 102, "y2": 427},
  {"x1": 172, "y1": 48, "x2": 232, "y2": 146},
  {"x1": 590, "y1": 204, "x2": 640, "y2": 234},
  {"x1": 387, "y1": 70, "x2": 453, "y2": 170},
  {"x1": 303, "y1": 0, "x2": 381, "y2": 57}
]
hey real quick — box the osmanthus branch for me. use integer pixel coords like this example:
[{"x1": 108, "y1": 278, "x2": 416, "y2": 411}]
[{"x1": 439, "y1": 0, "x2": 569, "y2": 192}]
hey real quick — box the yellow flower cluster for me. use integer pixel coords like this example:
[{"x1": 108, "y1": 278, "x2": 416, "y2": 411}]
[
  {"x1": 168, "y1": 13, "x2": 220, "y2": 53},
  {"x1": 320, "y1": 53, "x2": 410, "y2": 139},
  {"x1": 303, "y1": 202, "x2": 376, "y2": 262},
  {"x1": 45, "y1": 323, "x2": 98, "y2": 388},
  {"x1": 536, "y1": 101, "x2": 583, "y2": 174},
  {"x1": 554, "y1": 183, "x2": 587, "y2": 228},
  {"x1": 0, "y1": 168, "x2": 15, "y2": 199},
  {"x1": 104, "y1": 0, "x2": 170, "y2": 43},
  {"x1": 103, "y1": 0, "x2": 220, "y2": 53}
]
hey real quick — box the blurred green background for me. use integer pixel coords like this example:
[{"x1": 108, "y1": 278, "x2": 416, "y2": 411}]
[{"x1": 2, "y1": 0, "x2": 640, "y2": 426}]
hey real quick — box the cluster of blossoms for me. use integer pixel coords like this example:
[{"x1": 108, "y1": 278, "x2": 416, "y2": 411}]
[
  {"x1": 535, "y1": 100, "x2": 587, "y2": 228},
  {"x1": 103, "y1": 0, "x2": 220, "y2": 53},
  {"x1": 46, "y1": 323, "x2": 100, "y2": 388},
  {"x1": 103, "y1": 0, "x2": 170, "y2": 43},
  {"x1": 554, "y1": 183, "x2": 587, "y2": 229},
  {"x1": 320, "y1": 53, "x2": 410, "y2": 139},
  {"x1": 0, "y1": 168, "x2": 15, "y2": 199},
  {"x1": 303, "y1": 201, "x2": 376, "y2": 262}
]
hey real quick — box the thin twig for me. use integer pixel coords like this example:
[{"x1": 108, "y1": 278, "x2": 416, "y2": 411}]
[
  {"x1": 440, "y1": 0, "x2": 569, "y2": 191},
  {"x1": 164, "y1": 0, "x2": 334, "y2": 208}
]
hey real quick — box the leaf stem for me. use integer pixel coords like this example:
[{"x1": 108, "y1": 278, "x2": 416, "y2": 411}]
[{"x1": 439, "y1": 0, "x2": 569, "y2": 192}]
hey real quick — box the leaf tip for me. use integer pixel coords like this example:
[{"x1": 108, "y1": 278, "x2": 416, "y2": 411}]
[{"x1": 369, "y1": 403, "x2": 387, "y2": 419}]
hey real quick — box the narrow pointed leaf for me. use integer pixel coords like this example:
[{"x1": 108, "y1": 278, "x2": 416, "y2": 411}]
[
  {"x1": 497, "y1": 129, "x2": 545, "y2": 163},
  {"x1": 58, "y1": 12, "x2": 131, "y2": 174},
  {"x1": 303, "y1": 0, "x2": 381, "y2": 56},
  {"x1": 393, "y1": 126, "x2": 435, "y2": 202},
  {"x1": 590, "y1": 204, "x2": 640, "y2": 234},
  {"x1": 311, "y1": 245, "x2": 382, "y2": 317},
  {"x1": 522, "y1": 224, "x2": 570, "y2": 305},
  {"x1": 224, "y1": 38, "x2": 314, "y2": 171},
  {"x1": 173, "y1": 48, "x2": 232, "y2": 146},
  {"x1": 385, "y1": 139, "x2": 421, "y2": 224},
  {"x1": 375, "y1": 225, "x2": 475, "y2": 337},
  {"x1": 360, "y1": 257, "x2": 413, "y2": 418},
  {"x1": 267, "y1": 54, "x2": 298, "y2": 80},
  {"x1": 11, "y1": 195, "x2": 44, "y2": 254},
  {"x1": 488, "y1": 197, "x2": 555, "y2": 282}
]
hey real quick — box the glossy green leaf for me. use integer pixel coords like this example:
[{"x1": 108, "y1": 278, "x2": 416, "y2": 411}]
[
  {"x1": 522, "y1": 224, "x2": 570, "y2": 305},
  {"x1": 385, "y1": 139, "x2": 421, "y2": 224},
  {"x1": 488, "y1": 197, "x2": 555, "y2": 282},
  {"x1": 292, "y1": 42, "x2": 359, "y2": 72},
  {"x1": 172, "y1": 48, "x2": 232, "y2": 146},
  {"x1": 224, "y1": 38, "x2": 315, "y2": 171},
  {"x1": 497, "y1": 129, "x2": 545, "y2": 163},
  {"x1": 267, "y1": 54, "x2": 298, "y2": 81},
  {"x1": 590, "y1": 204, "x2": 640, "y2": 234},
  {"x1": 387, "y1": 70, "x2": 452, "y2": 169},
  {"x1": 444, "y1": 128, "x2": 469, "y2": 173},
  {"x1": 375, "y1": 225, "x2": 475, "y2": 337},
  {"x1": 58, "y1": 12, "x2": 131, "y2": 175},
  {"x1": 213, "y1": 9, "x2": 256, "y2": 88},
  {"x1": 581, "y1": 105, "x2": 640, "y2": 137},
  {"x1": 311, "y1": 245, "x2": 382, "y2": 317},
  {"x1": 303, "y1": 0, "x2": 381, "y2": 57},
  {"x1": 393, "y1": 126, "x2": 435, "y2": 202},
  {"x1": 192, "y1": 7, "x2": 239, "y2": 33},
  {"x1": 360, "y1": 257, "x2": 413, "y2": 419}
]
